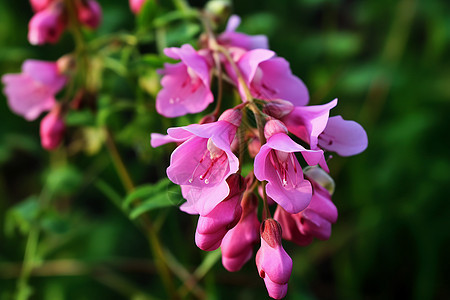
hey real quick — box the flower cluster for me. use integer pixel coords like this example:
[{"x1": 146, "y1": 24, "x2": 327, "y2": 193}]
[
  {"x1": 2, "y1": 0, "x2": 102, "y2": 150},
  {"x1": 152, "y1": 15, "x2": 368, "y2": 299}
]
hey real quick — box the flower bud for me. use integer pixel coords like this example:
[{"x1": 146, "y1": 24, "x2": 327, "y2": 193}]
[
  {"x1": 256, "y1": 219, "x2": 292, "y2": 299},
  {"x1": 221, "y1": 193, "x2": 259, "y2": 271},
  {"x1": 218, "y1": 109, "x2": 242, "y2": 127},
  {"x1": 40, "y1": 107, "x2": 65, "y2": 150},
  {"x1": 304, "y1": 166, "x2": 335, "y2": 195},
  {"x1": 129, "y1": 0, "x2": 146, "y2": 14},
  {"x1": 199, "y1": 114, "x2": 216, "y2": 124},
  {"x1": 263, "y1": 119, "x2": 288, "y2": 140},
  {"x1": 195, "y1": 174, "x2": 244, "y2": 251},
  {"x1": 76, "y1": 0, "x2": 102, "y2": 29},
  {"x1": 263, "y1": 99, "x2": 294, "y2": 119},
  {"x1": 28, "y1": 2, "x2": 66, "y2": 45},
  {"x1": 205, "y1": 0, "x2": 232, "y2": 25},
  {"x1": 247, "y1": 134, "x2": 261, "y2": 158},
  {"x1": 30, "y1": 0, "x2": 54, "y2": 12},
  {"x1": 56, "y1": 54, "x2": 76, "y2": 75}
]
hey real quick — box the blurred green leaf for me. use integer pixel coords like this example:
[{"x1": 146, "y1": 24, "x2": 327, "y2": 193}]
[
  {"x1": 46, "y1": 166, "x2": 83, "y2": 197},
  {"x1": 65, "y1": 110, "x2": 96, "y2": 127},
  {"x1": 5, "y1": 196, "x2": 40, "y2": 235}
]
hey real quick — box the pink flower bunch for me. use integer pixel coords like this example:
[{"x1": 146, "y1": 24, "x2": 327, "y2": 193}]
[
  {"x1": 2, "y1": 1, "x2": 103, "y2": 150},
  {"x1": 28, "y1": 0, "x2": 102, "y2": 45},
  {"x1": 152, "y1": 15, "x2": 368, "y2": 299}
]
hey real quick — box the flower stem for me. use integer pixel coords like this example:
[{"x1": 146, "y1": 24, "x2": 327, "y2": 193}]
[
  {"x1": 15, "y1": 226, "x2": 39, "y2": 300},
  {"x1": 104, "y1": 129, "x2": 178, "y2": 299}
]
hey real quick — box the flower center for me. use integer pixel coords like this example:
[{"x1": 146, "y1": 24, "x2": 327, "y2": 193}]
[
  {"x1": 269, "y1": 150, "x2": 299, "y2": 188},
  {"x1": 188, "y1": 138, "x2": 227, "y2": 185}
]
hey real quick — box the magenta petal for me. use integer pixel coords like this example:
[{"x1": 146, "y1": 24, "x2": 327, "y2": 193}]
[
  {"x1": 283, "y1": 99, "x2": 337, "y2": 148},
  {"x1": 22, "y1": 60, "x2": 66, "y2": 90},
  {"x1": 157, "y1": 45, "x2": 213, "y2": 117},
  {"x1": 150, "y1": 133, "x2": 186, "y2": 148},
  {"x1": 225, "y1": 15, "x2": 241, "y2": 32},
  {"x1": 266, "y1": 133, "x2": 324, "y2": 166},
  {"x1": 181, "y1": 182, "x2": 230, "y2": 216},
  {"x1": 255, "y1": 57, "x2": 309, "y2": 106},
  {"x1": 318, "y1": 115, "x2": 368, "y2": 156},
  {"x1": 2, "y1": 74, "x2": 56, "y2": 121}
]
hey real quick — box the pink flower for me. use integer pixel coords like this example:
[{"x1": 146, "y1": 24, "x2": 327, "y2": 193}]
[
  {"x1": 40, "y1": 107, "x2": 65, "y2": 150},
  {"x1": 256, "y1": 219, "x2": 292, "y2": 299},
  {"x1": 2, "y1": 60, "x2": 66, "y2": 121},
  {"x1": 268, "y1": 99, "x2": 338, "y2": 150},
  {"x1": 129, "y1": 0, "x2": 146, "y2": 14},
  {"x1": 76, "y1": 0, "x2": 102, "y2": 29},
  {"x1": 28, "y1": 2, "x2": 66, "y2": 45},
  {"x1": 230, "y1": 49, "x2": 309, "y2": 106},
  {"x1": 156, "y1": 44, "x2": 214, "y2": 117},
  {"x1": 318, "y1": 115, "x2": 368, "y2": 156},
  {"x1": 166, "y1": 109, "x2": 241, "y2": 215},
  {"x1": 274, "y1": 167, "x2": 338, "y2": 246},
  {"x1": 30, "y1": 0, "x2": 54, "y2": 12},
  {"x1": 221, "y1": 192, "x2": 260, "y2": 271},
  {"x1": 217, "y1": 15, "x2": 269, "y2": 50},
  {"x1": 195, "y1": 174, "x2": 244, "y2": 251},
  {"x1": 254, "y1": 120, "x2": 324, "y2": 214}
]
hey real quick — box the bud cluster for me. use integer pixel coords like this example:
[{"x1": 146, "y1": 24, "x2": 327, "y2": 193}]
[
  {"x1": 2, "y1": 0, "x2": 103, "y2": 150},
  {"x1": 151, "y1": 14, "x2": 368, "y2": 299}
]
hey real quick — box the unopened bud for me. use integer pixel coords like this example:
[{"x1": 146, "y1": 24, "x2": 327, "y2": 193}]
[
  {"x1": 205, "y1": 0, "x2": 232, "y2": 25},
  {"x1": 57, "y1": 54, "x2": 76, "y2": 75},
  {"x1": 304, "y1": 166, "x2": 335, "y2": 195},
  {"x1": 263, "y1": 99, "x2": 294, "y2": 119},
  {"x1": 264, "y1": 119, "x2": 287, "y2": 140},
  {"x1": 40, "y1": 107, "x2": 65, "y2": 150},
  {"x1": 218, "y1": 109, "x2": 242, "y2": 127}
]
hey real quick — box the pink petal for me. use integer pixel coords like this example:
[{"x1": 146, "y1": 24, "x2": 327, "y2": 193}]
[{"x1": 318, "y1": 115, "x2": 368, "y2": 156}]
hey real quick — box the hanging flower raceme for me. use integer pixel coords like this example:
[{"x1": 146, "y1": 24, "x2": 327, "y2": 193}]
[
  {"x1": 28, "y1": 0, "x2": 102, "y2": 45},
  {"x1": 150, "y1": 13, "x2": 368, "y2": 299}
]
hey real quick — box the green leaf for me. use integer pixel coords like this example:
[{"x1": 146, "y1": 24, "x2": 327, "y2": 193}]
[
  {"x1": 137, "y1": 0, "x2": 158, "y2": 30},
  {"x1": 5, "y1": 196, "x2": 40, "y2": 235},
  {"x1": 129, "y1": 187, "x2": 180, "y2": 219},
  {"x1": 65, "y1": 110, "x2": 96, "y2": 127},
  {"x1": 46, "y1": 165, "x2": 83, "y2": 197},
  {"x1": 123, "y1": 178, "x2": 172, "y2": 208},
  {"x1": 124, "y1": 179, "x2": 183, "y2": 219}
]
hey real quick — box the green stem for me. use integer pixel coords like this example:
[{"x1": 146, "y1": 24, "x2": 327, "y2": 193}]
[
  {"x1": 104, "y1": 129, "x2": 177, "y2": 299},
  {"x1": 15, "y1": 226, "x2": 40, "y2": 300}
]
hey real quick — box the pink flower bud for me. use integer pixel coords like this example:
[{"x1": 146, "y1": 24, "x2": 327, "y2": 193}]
[
  {"x1": 30, "y1": 0, "x2": 54, "y2": 12},
  {"x1": 40, "y1": 108, "x2": 65, "y2": 150},
  {"x1": 28, "y1": 2, "x2": 66, "y2": 45},
  {"x1": 129, "y1": 0, "x2": 146, "y2": 14},
  {"x1": 247, "y1": 131, "x2": 261, "y2": 158},
  {"x1": 218, "y1": 109, "x2": 242, "y2": 127},
  {"x1": 195, "y1": 174, "x2": 244, "y2": 251},
  {"x1": 76, "y1": 0, "x2": 102, "y2": 29},
  {"x1": 221, "y1": 193, "x2": 260, "y2": 271},
  {"x1": 256, "y1": 219, "x2": 292, "y2": 299},
  {"x1": 264, "y1": 119, "x2": 288, "y2": 140},
  {"x1": 263, "y1": 99, "x2": 294, "y2": 119}
]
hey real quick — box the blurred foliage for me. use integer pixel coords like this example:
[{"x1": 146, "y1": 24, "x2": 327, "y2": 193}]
[{"x1": 1, "y1": 0, "x2": 450, "y2": 299}]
